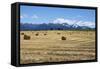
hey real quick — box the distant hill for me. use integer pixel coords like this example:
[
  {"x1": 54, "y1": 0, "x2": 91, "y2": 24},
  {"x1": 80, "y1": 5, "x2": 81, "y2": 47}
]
[{"x1": 20, "y1": 23, "x2": 95, "y2": 31}]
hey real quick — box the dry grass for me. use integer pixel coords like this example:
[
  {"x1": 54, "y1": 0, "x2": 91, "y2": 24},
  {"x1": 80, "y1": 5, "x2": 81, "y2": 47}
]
[{"x1": 20, "y1": 30, "x2": 95, "y2": 64}]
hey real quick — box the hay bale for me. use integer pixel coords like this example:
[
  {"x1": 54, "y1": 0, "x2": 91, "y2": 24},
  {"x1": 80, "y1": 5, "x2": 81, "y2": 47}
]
[
  {"x1": 61, "y1": 36, "x2": 66, "y2": 40},
  {"x1": 21, "y1": 33, "x2": 24, "y2": 35},
  {"x1": 35, "y1": 33, "x2": 39, "y2": 36},
  {"x1": 44, "y1": 33, "x2": 47, "y2": 36},
  {"x1": 24, "y1": 34, "x2": 30, "y2": 40}
]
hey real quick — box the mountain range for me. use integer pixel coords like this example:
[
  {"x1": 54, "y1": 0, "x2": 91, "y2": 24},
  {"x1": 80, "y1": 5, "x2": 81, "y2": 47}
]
[{"x1": 20, "y1": 23, "x2": 95, "y2": 31}]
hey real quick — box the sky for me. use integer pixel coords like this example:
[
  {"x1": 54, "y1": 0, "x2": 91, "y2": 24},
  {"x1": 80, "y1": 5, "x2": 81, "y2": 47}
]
[{"x1": 20, "y1": 5, "x2": 96, "y2": 28}]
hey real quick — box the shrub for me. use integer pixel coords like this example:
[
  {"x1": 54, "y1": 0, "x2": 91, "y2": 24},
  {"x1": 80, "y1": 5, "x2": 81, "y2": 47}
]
[
  {"x1": 49, "y1": 57, "x2": 53, "y2": 61},
  {"x1": 24, "y1": 34, "x2": 30, "y2": 40},
  {"x1": 50, "y1": 28, "x2": 53, "y2": 30},
  {"x1": 58, "y1": 28, "x2": 61, "y2": 30},
  {"x1": 32, "y1": 32, "x2": 34, "y2": 34},
  {"x1": 57, "y1": 33, "x2": 60, "y2": 35},
  {"x1": 44, "y1": 33, "x2": 47, "y2": 35},
  {"x1": 69, "y1": 33, "x2": 72, "y2": 35},
  {"x1": 61, "y1": 36, "x2": 66, "y2": 40}
]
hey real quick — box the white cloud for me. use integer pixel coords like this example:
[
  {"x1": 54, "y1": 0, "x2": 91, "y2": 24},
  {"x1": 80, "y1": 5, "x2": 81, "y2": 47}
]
[
  {"x1": 20, "y1": 14, "x2": 39, "y2": 19},
  {"x1": 53, "y1": 18, "x2": 95, "y2": 28},
  {"x1": 31, "y1": 15, "x2": 38, "y2": 19},
  {"x1": 77, "y1": 21, "x2": 95, "y2": 28},
  {"x1": 20, "y1": 15, "x2": 23, "y2": 18},
  {"x1": 53, "y1": 18, "x2": 76, "y2": 24},
  {"x1": 20, "y1": 14, "x2": 28, "y2": 19}
]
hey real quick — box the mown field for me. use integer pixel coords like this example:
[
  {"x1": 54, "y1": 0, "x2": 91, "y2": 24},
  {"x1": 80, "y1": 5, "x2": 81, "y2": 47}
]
[{"x1": 20, "y1": 30, "x2": 95, "y2": 64}]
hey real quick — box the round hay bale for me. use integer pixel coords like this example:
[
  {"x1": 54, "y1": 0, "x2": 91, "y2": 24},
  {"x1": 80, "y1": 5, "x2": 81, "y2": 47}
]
[
  {"x1": 35, "y1": 33, "x2": 39, "y2": 36},
  {"x1": 24, "y1": 35, "x2": 31, "y2": 40},
  {"x1": 61, "y1": 36, "x2": 66, "y2": 40},
  {"x1": 21, "y1": 33, "x2": 24, "y2": 35}
]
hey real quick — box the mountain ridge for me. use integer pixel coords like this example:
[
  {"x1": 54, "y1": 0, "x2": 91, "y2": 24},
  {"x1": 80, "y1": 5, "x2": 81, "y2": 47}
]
[{"x1": 20, "y1": 23, "x2": 95, "y2": 31}]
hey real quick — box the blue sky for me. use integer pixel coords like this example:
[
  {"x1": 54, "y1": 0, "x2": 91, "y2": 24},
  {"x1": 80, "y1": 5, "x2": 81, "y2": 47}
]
[{"x1": 20, "y1": 5, "x2": 95, "y2": 28}]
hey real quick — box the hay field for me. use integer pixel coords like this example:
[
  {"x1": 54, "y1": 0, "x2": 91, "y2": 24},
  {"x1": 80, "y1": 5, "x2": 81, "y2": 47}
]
[{"x1": 20, "y1": 30, "x2": 95, "y2": 64}]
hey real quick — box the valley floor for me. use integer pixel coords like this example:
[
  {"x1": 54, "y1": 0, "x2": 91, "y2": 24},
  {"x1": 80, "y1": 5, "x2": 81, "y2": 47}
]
[{"x1": 20, "y1": 30, "x2": 95, "y2": 64}]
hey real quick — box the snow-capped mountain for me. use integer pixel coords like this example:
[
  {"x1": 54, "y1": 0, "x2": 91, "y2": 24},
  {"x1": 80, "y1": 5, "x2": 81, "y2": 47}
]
[
  {"x1": 20, "y1": 23, "x2": 95, "y2": 31},
  {"x1": 71, "y1": 24, "x2": 79, "y2": 28}
]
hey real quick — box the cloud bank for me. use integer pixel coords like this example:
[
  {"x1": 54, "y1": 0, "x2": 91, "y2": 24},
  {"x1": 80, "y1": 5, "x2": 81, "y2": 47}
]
[
  {"x1": 20, "y1": 14, "x2": 39, "y2": 19},
  {"x1": 20, "y1": 14, "x2": 95, "y2": 28},
  {"x1": 53, "y1": 18, "x2": 95, "y2": 28}
]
